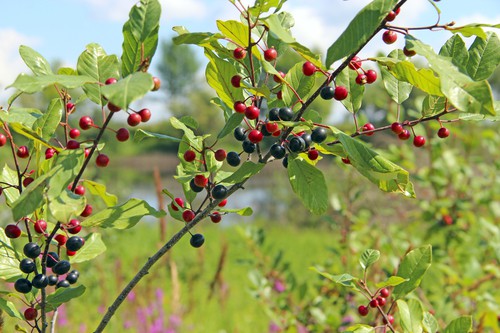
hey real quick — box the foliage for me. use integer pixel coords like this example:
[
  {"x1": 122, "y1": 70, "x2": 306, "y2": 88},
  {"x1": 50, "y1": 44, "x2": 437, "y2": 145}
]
[{"x1": 0, "y1": 0, "x2": 498, "y2": 332}]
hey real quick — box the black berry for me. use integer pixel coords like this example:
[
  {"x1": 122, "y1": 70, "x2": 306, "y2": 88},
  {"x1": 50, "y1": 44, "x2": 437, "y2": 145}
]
[
  {"x1": 14, "y1": 278, "x2": 32, "y2": 293},
  {"x1": 32, "y1": 274, "x2": 49, "y2": 289},
  {"x1": 52, "y1": 260, "x2": 71, "y2": 275},
  {"x1": 288, "y1": 136, "x2": 306, "y2": 152},
  {"x1": 279, "y1": 107, "x2": 294, "y2": 121},
  {"x1": 226, "y1": 152, "x2": 241, "y2": 167},
  {"x1": 311, "y1": 127, "x2": 328, "y2": 143},
  {"x1": 212, "y1": 185, "x2": 228, "y2": 200},
  {"x1": 66, "y1": 272, "x2": 79, "y2": 284},
  {"x1": 320, "y1": 86, "x2": 335, "y2": 100},
  {"x1": 270, "y1": 144, "x2": 286, "y2": 159},
  {"x1": 23, "y1": 242, "x2": 41, "y2": 259},
  {"x1": 268, "y1": 108, "x2": 280, "y2": 121},
  {"x1": 46, "y1": 252, "x2": 59, "y2": 268},
  {"x1": 234, "y1": 127, "x2": 246, "y2": 141},
  {"x1": 47, "y1": 275, "x2": 58, "y2": 286},
  {"x1": 66, "y1": 236, "x2": 84, "y2": 252},
  {"x1": 19, "y1": 258, "x2": 36, "y2": 274},
  {"x1": 190, "y1": 233, "x2": 205, "y2": 248},
  {"x1": 242, "y1": 140, "x2": 256, "y2": 153},
  {"x1": 189, "y1": 179, "x2": 204, "y2": 193},
  {"x1": 56, "y1": 280, "x2": 70, "y2": 289}
]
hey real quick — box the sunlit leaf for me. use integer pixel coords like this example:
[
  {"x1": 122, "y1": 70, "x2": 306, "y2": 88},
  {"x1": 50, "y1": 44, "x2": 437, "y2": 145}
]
[{"x1": 393, "y1": 245, "x2": 432, "y2": 299}]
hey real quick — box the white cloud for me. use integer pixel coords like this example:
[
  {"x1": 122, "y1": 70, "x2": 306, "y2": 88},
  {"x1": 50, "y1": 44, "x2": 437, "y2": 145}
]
[
  {"x1": 79, "y1": 0, "x2": 136, "y2": 22},
  {"x1": 0, "y1": 29, "x2": 40, "y2": 94},
  {"x1": 162, "y1": 0, "x2": 209, "y2": 21}
]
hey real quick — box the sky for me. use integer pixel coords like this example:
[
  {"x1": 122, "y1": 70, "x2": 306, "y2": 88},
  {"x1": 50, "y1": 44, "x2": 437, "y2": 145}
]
[{"x1": 0, "y1": 0, "x2": 498, "y2": 98}]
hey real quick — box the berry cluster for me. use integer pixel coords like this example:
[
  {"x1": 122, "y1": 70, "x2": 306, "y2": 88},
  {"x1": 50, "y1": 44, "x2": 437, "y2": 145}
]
[{"x1": 357, "y1": 288, "x2": 395, "y2": 326}]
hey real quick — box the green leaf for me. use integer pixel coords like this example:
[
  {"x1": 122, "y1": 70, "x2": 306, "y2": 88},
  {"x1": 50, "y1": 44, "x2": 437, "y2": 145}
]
[
  {"x1": 221, "y1": 162, "x2": 265, "y2": 184},
  {"x1": 288, "y1": 156, "x2": 328, "y2": 215},
  {"x1": 7, "y1": 74, "x2": 95, "y2": 93},
  {"x1": 359, "y1": 249, "x2": 380, "y2": 270},
  {"x1": 337, "y1": 133, "x2": 415, "y2": 197},
  {"x1": 0, "y1": 228, "x2": 22, "y2": 281},
  {"x1": 171, "y1": 117, "x2": 202, "y2": 151},
  {"x1": 0, "y1": 108, "x2": 41, "y2": 128},
  {"x1": 337, "y1": 67, "x2": 365, "y2": 113},
  {"x1": 342, "y1": 324, "x2": 375, "y2": 333},
  {"x1": 0, "y1": 165, "x2": 21, "y2": 206},
  {"x1": 83, "y1": 180, "x2": 118, "y2": 207},
  {"x1": 443, "y1": 316, "x2": 473, "y2": 333},
  {"x1": 121, "y1": 0, "x2": 161, "y2": 76},
  {"x1": 134, "y1": 129, "x2": 182, "y2": 143},
  {"x1": 19, "y1": 45, "x2": 52, "y2": 76},
  {"x1": 422, "y1": 312, "x2": 439, "y2": 333},
  {"x1": 217, "y1": 20, "x2": 250, "y2": 47},
  {"x1": 406, "y1": 35, "x2": 495, "y2": 115},
  {"x1": 48, "y1": 189, "x2": 86, "y2": 223},
  {"x1": 70, "y1": 233, "x2": 106, "y2": 264},
  {"x1": 217, "y1": 113, "x2": 244, "y2": 139},
  {"x1": 9, "y1": 122, "x2": 53, "y2": 148},
  {"x1": 393, "y1": 245, "x2": 432, "y2": 299},
  {"x1": 0, "y1": 296, "x2": 23, "y2": 319},
  {"x1": 380, "y1": 50, "x2": 413, "y2": 104},
  {"x1": 439, "y1": 34, "x2": 469, "y2": 74},
  {"x1": 172, "y1": 27, "x2": 223, "y2": 47},
  {"x1": 446, "y1": 23, "x2": 500, "y2": 39},
  {"x1": 46, "y1": 150, "x2": 85, "y2": 201},
  {"x1": 421, "y1": 95, "x2": 446, "y2": 118},
  {"x1": 466, "y1": 32, "x2": 500, "y2": 81},
  {"x1": 204, "y1": 49, "x2": 244, "y2": 109},
  {"x1": 101, "y1": 72, "x2": 153, "y2": 110},
  {"x1": 397, "y1": 299, "x2": 424, "y2": 333},
  {"x1": 219, "y1": 207, "x2": 253, "y2": 216},
  {"x1": 44, "y1": 285, "x2": 86, "y2": 312},
  {"x1": 32, "y1": 98, "x2": 63, "y2": 141},
  {"x1": 77, "y1": 43, "x2": 120, "y2": 105},
  {"x1": 310, "y1": 267, "x2": 359, "y2": 290},
  {"x1": 375, "y1": 276, "x2": 408, "y2": 288},
  {"x1": 263, "y1": 14, "x2": 295, "y2": 44},
  {"x1": 249, "y1": 0, "x2": 286, "y2": 16},
  {"x1": 81, "y1": 198, "x2": 166, "y2": 229},
  {"x1": 325, "y1": 0, "x2": 398, "y2": 67},
  {"x1": 283, "y1": 62, "x2": 316, "y2": 107}
]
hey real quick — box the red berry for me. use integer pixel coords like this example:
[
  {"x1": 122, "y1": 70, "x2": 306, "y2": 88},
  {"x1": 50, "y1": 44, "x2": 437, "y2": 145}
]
[
  {"x1": 182, "y1": 210, "x2": 195, "y2": 222},
  {"x1": 302, "y1": 62, "x2": 317, "y2": 76},
  {"x1": 152, "y1": 77, "x2": 161, "y2": 91},
  {"x1": 382, "y1": 30, "x2": 398, "y2": 44},
  {"x1": 358, "y1": 305, "x2": 369, "y2": 316},
  {"x1": 66, "y1": 219, "x2": 82, "y2": 234},
  {"x1": 34, "y1": 220, "x2": 47, "y2": 234},
  {"x1": 74, "y1": 185, "x2": 85, "y2": 196},
  {"x1": 45, "y1": 148, "x2": 56, "y2": 159},
  {"x1": 105, "y1": 77, "x2": 117, "y2": 85},
  {"x1": 218, "y1": 199, "x2": 227, "y2": 207},
  {"x1": 398, "y1": 129, "x2": 411, "y2": 140},
  {"x1": 233, "y1": 101, "x2": 246, "y2": 114},
  {"x1": 183, "y1": 150, "x2": 196, "y2": 162},
  {"x1": 67, "y1": 140, "x2": 80, "y2": 150},
  {"x1": 333, "y1": 86, "x2": 349, "y2": 101},
  {"x1": 391, "y1": 122, "x2": 404, "y2": 135},
  {"x1": 69, "y1": 128, "x2": 80, "y2": 139},
  {"x1": 171, "y1": 197, "x2": 184, "y2": 211},
  {"x1": 395, "y1": 7, "x2": 401, "y2": 15},
  {"x1": 194, "y1": 175, "x2": 209, "y2": 188},
  {"x1": 273, "y1": 71, "x2": 286, "y2": 83},
  {"x1": 79, "y1": 116, "x2": 94, "y2": 130},
  {"x1": 348, "y1": 56, "x2": 362, "y2": 70},
  {"x1": 231, "y1": 75, "x2": 242, "y2": 88},
  {"x1": 248, "y1": 129, "x2": 263, "y2": 143},
  {"x1": 383, "y1": 314, "x2": 395, "y2": 325},
  {"x1": 66, "y1": 102, "x2": 75, "y2": 112},
  {"x1": 84, "y1": 148, "x2": 90, "y2": 158},
  {"x1": 443, "y1": 214, "x2": 453, "y2": 225},
  {"x1": 139, "y1": 108, "x2": 152, "y2": 122},
  {"x1": 308, "y1": 149, "x2": 319, "y2": 160},
  {"x1": 437, "y1": 127, "x2": 450, "y2": 138},
  {"x1": 363, "y1": 123, "x2": 375, "y2": 136},
  {"x1": 272, "y1": 129, "x2": 281, "y2": 137},
  {"x1": 96, "y1": 154, "x2": 110, "y2": 167},
  {"x1": 264, "y1": 48, "x2": 278, "y2": 61},
  {"x1": 23, "y1": 177, "x2": 34, "y2": 188},
  {"x1": 277, "y1": 90, "x2": 282, "y2": 100},
  {"x1": 341, "y1": 157, "x2": 351, "y2": 164},
  {"x1": 127, "y1": 113, "x2": 142, "y2": 127},
  {"x1": 214, "y1": 149, "x2": 227, "y2": 162},
  {"x1": 403, "y1": 47, "x2": 416, "y2": 57},
  {"x1": 413, "y1": 135, "x2": 426, "y2": 147},
  {"x1": 369, "y1": 299, "x2": 379, "y2": 308},
  {"x1": 107, "y1": 102, "x2": 121, "y2": 112},
  {"x1": 80, "y1": 204, "x2": 93, "y2": 217},
  {"x1": 0, "y1": 133, "x2": 6, "y2": 147},
  {"x1": 24, "y1": 308, "x2": 37, "y2": 321},
  {"x1": 385, "y1": 11, "x2": 397, "y2": 22},
  {"x1": 67, "y1": 249, "x2": 77, "y2": 256},
  {"x1": 365, "y1": 70, "x2": 377, "y2": 84},
  {"x1": 233, "y1": 47, "x2": 247, "y2": 60},
  {"x1": 380, "y1": 288, "x2": 390, "y2": 298},
  {"x1": 116, "y1": 128, "x2": 130, "y2": 142},
  {"x1": 265, "y1": 122, "x2": 279, "y2": 133},
  {"x1": 5, "y1": 224, "x2": 21, "y2": 238},
  {"x1": 356, "y1": 74, "x2": 367, "y2": 85},
  {"x1": 377, "y1": 296, "x2": 387, "y2": 306},
  {"x1": 245, "y1": 105, "x2": 260, "y2": 120},
  {"x1": 17, "y1": 146, "x2": 29, "y2": 158},
  {"x1": 210, "y1": 212, "x2": 222, "y2": 223},
  {"x1": 54, "y1": 233, "x2": 67, "y2": 246}
]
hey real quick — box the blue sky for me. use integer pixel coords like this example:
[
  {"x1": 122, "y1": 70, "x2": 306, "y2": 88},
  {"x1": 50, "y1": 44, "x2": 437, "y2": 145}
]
[{"x1": 0, "y1": 0, "x2": 498, "y2": 94}]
